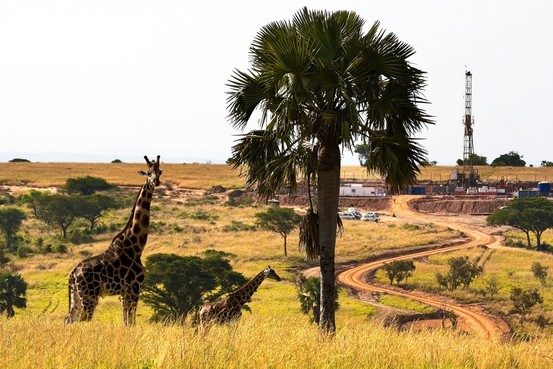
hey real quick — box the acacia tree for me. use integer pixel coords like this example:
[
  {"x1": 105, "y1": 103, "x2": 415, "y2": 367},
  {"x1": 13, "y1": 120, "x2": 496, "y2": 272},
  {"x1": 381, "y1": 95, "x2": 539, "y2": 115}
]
[
  {"x1": 255, "y1": 207, "x2": 302, "y2": 256},
  {"x1": 488, "y1": 197, "x2": 553, "y2": 250},
  {"x1": 77, "y1": 194, "x2": 118, "y2": 231},
  {"x1": 36, "y1": 194, "x2": 80, "y2": 238},
  {"x1": 227, "y1": 8, "x2": 430, "y2": 334}
]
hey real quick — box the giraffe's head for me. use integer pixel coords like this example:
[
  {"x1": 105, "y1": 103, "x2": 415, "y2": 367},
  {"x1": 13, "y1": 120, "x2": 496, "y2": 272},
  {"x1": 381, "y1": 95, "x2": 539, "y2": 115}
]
[
  {"x1": 139, "y1": 155, "x2": 163, "y2": 186},
  {"x1": 263, "y1": 266, "x2": 282, "y2": 281}
]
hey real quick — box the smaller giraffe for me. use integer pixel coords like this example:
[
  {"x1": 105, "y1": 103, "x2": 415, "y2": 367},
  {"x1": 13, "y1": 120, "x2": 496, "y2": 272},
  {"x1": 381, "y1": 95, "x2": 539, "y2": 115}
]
[{"x1": 199, "y1": 266, "x2": 281, "y2": 326}]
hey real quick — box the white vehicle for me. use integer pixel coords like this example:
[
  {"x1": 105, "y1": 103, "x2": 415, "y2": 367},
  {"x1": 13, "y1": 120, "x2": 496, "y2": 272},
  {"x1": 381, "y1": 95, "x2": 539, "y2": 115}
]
[
  {"x1": 338, "y1": 211, "x2": 357, "y2": 220},
  {"x1": 346, "y1": 207, "x2": 363, "y2": 219},
  {"x1": 361, "y1": 212, "x2": 380, "y2": 222}
]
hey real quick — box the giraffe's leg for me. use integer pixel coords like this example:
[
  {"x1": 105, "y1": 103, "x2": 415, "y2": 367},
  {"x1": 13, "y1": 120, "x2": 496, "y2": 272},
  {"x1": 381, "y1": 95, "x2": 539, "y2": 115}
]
[
  {"x1": 65, "y1": 282, "x2": 83, "y2": 324},
  {"x1": 122, "y1": 283, "x2": 140, "y2": 326},
  {"x1": 81, "y1": 294, "x2": 99, "y2": 321}
]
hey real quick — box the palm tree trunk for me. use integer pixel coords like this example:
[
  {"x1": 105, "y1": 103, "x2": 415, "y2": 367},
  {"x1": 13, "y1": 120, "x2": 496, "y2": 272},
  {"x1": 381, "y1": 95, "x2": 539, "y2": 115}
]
[{"x1": 317, "y1": 142, "x2": 341, "y2": 335}]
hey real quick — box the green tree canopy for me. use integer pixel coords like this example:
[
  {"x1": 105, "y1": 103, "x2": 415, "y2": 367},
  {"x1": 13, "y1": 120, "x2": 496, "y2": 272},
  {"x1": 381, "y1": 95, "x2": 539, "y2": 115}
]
[
  {"x1": 487, "y1": 197, "x2": 553, "y2": 250},
  {"x1": 255, "y1": 207, "x2": 302, "y2": 256},
  {"x1": 65, "y1": 176, "x2": 115, "y2": 195},
  {"x1": 491, "y1": 151, "x2": 526, "y2": 167},
  {"x1": 76, "y1": 194, "x2": 118, "y2": 231},
  {"x1": 0, "y1": 207, "x2": 26, "y2": 250},
  {"x1": 436, "y1": 256, "x2": 483, "y2": 291},
  {"x1": 456, "y1": 153, "x2": 487, "y2": 166},
  {"x1": 18, "y1": 190, "x2": 47, "y2": 217},
  {"x1": 382, "y1": 260, "x2": 416, "y2": 285},
  {"x1": 510, "y1": 287, "x2": 542, "y2": 316},
  {"x1": 141, "y1": 251, "x2": 247, "y2": 323},
  {"x1": 0, "y1": 272, "x2": 27, "y2": 318},
  {"x1": 541, "y1": 160, "x2": 553, "y2": 167},
  {"x1": 35, "y1": 194, "x2": 81, "y2": 238},
  {"x1": 227, "y1": 7, "x2": 430, "y2": 334}
]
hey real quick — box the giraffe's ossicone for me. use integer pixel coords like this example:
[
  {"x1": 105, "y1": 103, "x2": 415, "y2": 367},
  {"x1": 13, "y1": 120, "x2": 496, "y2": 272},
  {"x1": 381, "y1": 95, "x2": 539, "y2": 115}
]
[
  {"x1": 65, "y1": 155, "x2": 163, "y2": 325},
  {"x1": 199, "y1": 266, "x2": 282, "y2": 327}
]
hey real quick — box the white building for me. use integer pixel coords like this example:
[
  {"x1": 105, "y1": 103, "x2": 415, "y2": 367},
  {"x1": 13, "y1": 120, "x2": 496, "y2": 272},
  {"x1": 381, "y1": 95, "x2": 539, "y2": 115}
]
[{"x1": 339, "y1": 183, "x2": 384, "y2": 197}]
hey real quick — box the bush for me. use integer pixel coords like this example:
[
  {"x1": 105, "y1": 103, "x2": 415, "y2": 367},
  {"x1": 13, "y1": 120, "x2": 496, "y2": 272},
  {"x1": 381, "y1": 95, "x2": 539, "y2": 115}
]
[
  {"x1": 189, "y1": 209, "x2": 219, "y2": 221},
  {"x1": 69, "y1": 228, "x2": 94, "y2": 245},
  {"x1": 111, "y1": 159, "x2": 123, "y2": 163},
  {"x1": 53, "y1": 244, "x2": 68, "y2": 253},
  {"x1": 65, "y1": 176, "x2": 115, "y2": 195},
  {"x1": 383, "y1": 260, "x2": 416, "y2": 285},
  {"x1": 436, "y1": 256, "x2": 483, "y2": 290},
  {"x1": 510, "y1": 287, "x2": 543, "y2": 316},
  {"x1": 8, "y1": 158, "x2": 30, "y2": 163},
  {"x1": 223, "y1": 221, "x2": 257, "y2": 232},
  {"x1": 142, "y1": 252, "x2": 246, "y2": 323}
]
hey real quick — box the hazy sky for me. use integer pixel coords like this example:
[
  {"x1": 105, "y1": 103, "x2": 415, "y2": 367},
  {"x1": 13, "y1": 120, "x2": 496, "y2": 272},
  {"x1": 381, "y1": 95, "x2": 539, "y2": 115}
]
[{"x1": 1, "y1": 1, "x2": 551, "y2": 165}]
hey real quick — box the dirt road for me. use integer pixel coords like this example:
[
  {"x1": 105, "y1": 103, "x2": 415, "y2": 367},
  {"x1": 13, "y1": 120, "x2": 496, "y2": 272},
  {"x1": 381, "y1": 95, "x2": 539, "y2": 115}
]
[{"x1": 336, "y1": 196, "x2": 509, "y2": 340}]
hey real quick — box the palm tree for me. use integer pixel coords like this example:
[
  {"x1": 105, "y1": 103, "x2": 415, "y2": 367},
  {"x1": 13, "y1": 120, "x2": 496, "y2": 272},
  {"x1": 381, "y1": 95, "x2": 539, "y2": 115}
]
[
  {"x1": 227, "y1": 8, "x2": 430, "y2": 334},
  {"x1": 0, "y1": 272, "x2": 28, "y2": 317}
]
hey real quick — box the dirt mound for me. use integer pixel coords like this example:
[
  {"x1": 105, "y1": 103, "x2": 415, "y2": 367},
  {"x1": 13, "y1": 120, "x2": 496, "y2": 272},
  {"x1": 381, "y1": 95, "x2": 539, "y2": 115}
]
[
  {"x1": 279, "y1": 195, "x2": 391, "y2": 211},
  {"x1": 411, "y1": 198, "x2": 510, "y2": 215}
]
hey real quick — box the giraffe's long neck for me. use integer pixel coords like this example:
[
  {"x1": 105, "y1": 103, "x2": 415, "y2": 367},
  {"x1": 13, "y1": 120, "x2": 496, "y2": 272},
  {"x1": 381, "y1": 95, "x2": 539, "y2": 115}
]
[
  {"x1": 230, "y1": 271, "x2": 266, "y2": 306},
  {"x1": 123, "y1": 180, "x2": 155, "y2": 257}
]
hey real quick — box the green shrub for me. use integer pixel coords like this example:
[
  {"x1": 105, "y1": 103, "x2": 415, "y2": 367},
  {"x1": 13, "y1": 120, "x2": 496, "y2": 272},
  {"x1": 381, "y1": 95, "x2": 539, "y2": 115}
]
[{"x1": 223, "y1": 221, "x2": 257, "y2": 232}]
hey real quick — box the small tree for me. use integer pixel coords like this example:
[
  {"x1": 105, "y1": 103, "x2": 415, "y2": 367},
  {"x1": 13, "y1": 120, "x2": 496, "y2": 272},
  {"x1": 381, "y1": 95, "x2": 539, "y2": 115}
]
[
  {"x1": 531, "y1": 262, "x2": 549, "y2": 286},
  {"x1": 141, "y1": 251, "x2": 246, "y2": 323},
  {"x1": 541, "y1": 160, "x2": 553, "y2": 167},
  {"x1": 0, "y1": 207, "x2": 26, "y2": 250},
  {"x1": 18, "y1": 190, "x2": 47, "y2": 217},
  {"x1": 510, "y1": 287, "x2": 542, "y2": 316},
  {"x1": 36, "y1": 194, "x2": 80, "y2": 238},
  {"x1": 382, "y1": 260, "x2": 416, "y2": 285},
  {"x1": 76, "y1": 194, "x2": 118, "y2": 231},
  {"x1": 295, "y1": 275, "x2": 339, "y2": 324},
  {"x1": 255, "y1": 207, "x2": 302, "y2": 256},
  {"x1": 65, "y1": 176, "x2": 115, "y2": 195},
  {"x1": 111, "y1": 159, "x2": 123, "y2": 163},
  {"x1": 483, "y1": 275, "x2": 500, "y2": 298},
  {"x1": 491, "y1": 151, "x2": 526, "y2": 167},
  {"x1": 436, "y1": 256, "x2": 483, "y2": 291},
  {"x1": 487, "y1": 197, "x2": 553, "y2": 250},
  {"x1": 0, "y1": 272, "x2": 27, "y2": 317}
]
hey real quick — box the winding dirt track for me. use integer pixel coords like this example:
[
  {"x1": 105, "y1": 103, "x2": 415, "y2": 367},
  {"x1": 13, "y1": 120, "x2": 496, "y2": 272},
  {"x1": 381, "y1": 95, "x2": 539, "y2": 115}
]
[{"x1": 337, "y1": 196, "x2": 508, "y2": 340}]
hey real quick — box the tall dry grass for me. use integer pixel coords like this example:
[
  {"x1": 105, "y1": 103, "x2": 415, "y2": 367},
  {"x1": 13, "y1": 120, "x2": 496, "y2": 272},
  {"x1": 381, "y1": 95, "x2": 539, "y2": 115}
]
[{"x1": 1, "y1": 316, "x2": 551, "y2": 369}]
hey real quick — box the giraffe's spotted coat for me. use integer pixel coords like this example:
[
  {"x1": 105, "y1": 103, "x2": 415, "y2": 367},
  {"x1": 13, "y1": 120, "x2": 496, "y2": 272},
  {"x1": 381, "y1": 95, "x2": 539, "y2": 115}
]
[{"x1": 65, "y1": 155, "x2": 162, "y2": 325}]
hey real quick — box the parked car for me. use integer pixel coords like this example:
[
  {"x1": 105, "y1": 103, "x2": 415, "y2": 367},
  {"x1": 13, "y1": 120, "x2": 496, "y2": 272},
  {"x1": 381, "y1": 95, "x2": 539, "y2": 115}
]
[
  {"x1": 361, "y1": 212, "x2": 380, "y2": 222},
  {"x1": 346, "y1": 207, "x2": 363, "y2": 219},
  {"x1": 338, "y1": 211, "x2": 357, "y2": 220}
]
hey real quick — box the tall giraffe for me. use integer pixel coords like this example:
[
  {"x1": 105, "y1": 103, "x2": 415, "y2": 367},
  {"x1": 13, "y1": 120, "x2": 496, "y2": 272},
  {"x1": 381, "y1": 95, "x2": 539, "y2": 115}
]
[
  {"x1": 65, "y1": 155, "x2": 163, "y2": 325},
  {"x1": 199, "y1": 266, "x2": 281, "y2": 326}
]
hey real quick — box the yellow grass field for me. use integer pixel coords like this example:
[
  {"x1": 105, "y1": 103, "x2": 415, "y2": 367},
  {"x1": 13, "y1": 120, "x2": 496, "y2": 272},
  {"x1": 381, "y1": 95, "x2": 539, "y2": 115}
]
[
  {"x1": 1, "y1": 163, "x2": 553, "y2": 189},
  {"x1": 2, "y1": 316, "x2": 552, "y2": 369}
]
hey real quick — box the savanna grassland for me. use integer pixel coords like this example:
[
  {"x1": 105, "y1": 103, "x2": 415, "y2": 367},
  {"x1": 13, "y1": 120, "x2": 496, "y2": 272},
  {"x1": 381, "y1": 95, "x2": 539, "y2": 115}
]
[
  {"x1": 375, "y1": 244, "x2": 553, "y2": 337},
  {"x1": 1, "y1": 163, "x2": 553, "y2": 368},
  {"x1": 2, "y1": 163, "x2": 553, "y2": 188}
]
